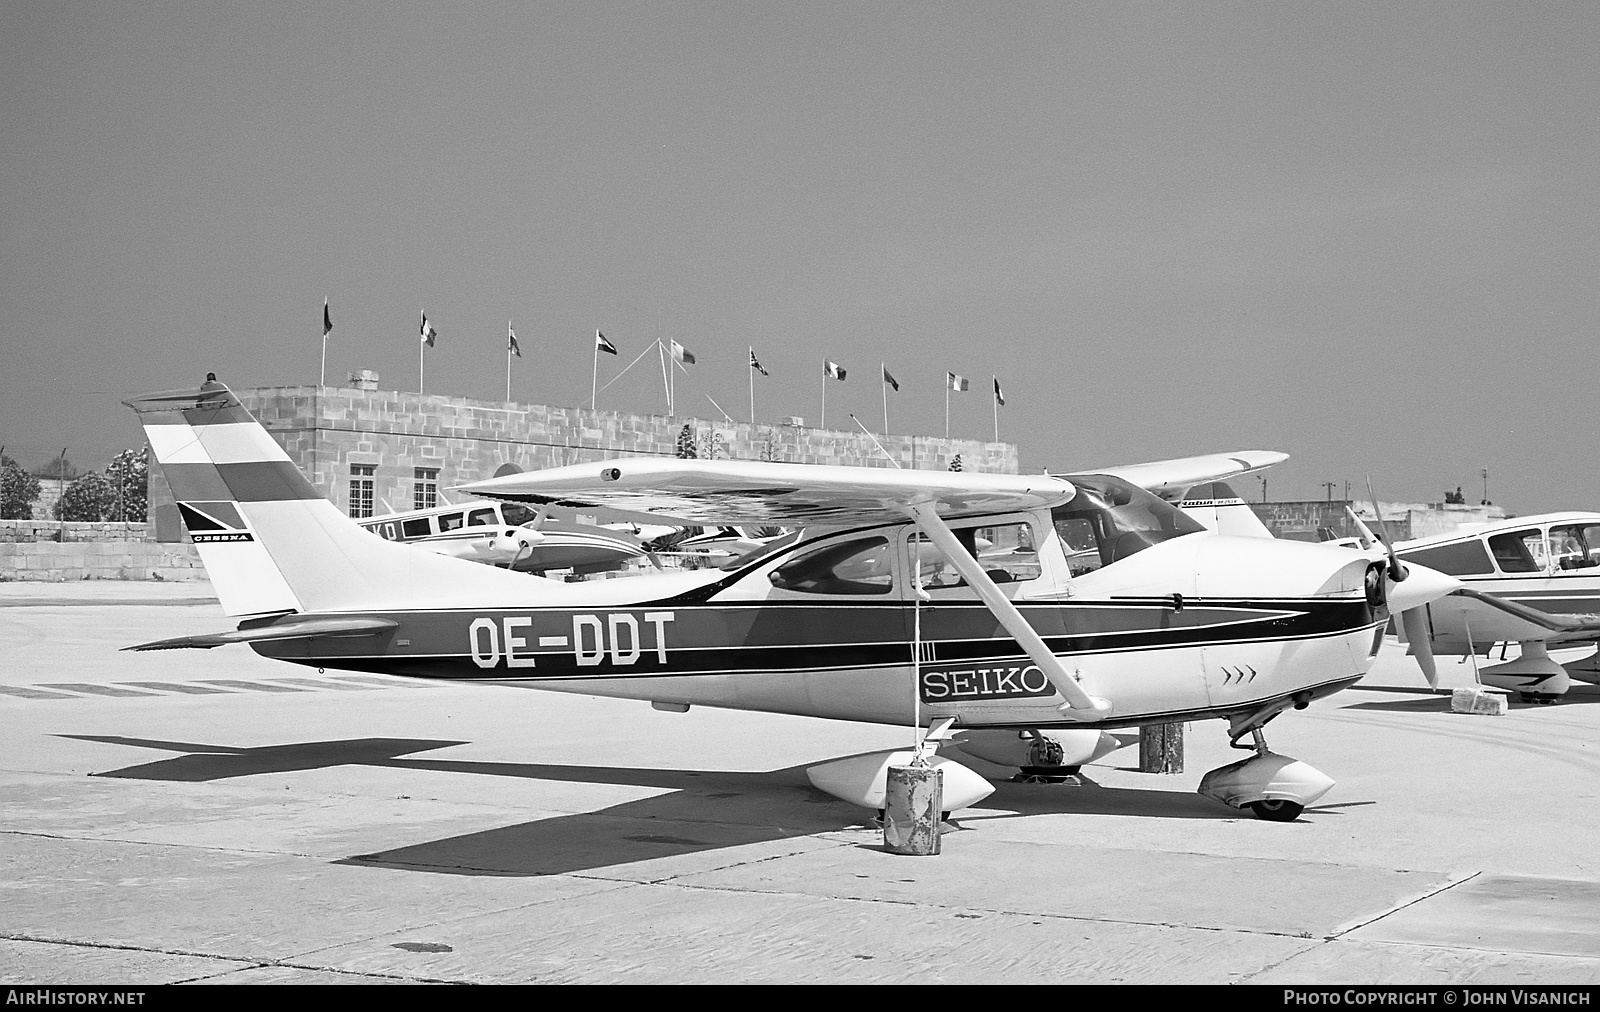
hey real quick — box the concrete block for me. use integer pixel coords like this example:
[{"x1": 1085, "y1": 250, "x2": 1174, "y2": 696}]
[{"x1": 1451, "y1": 687, "x2": 1509, "y2": 715}]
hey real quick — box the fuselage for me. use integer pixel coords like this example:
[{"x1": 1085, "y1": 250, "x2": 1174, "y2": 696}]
[
  {"x1": 256, "y1": 484, "x2": 1385, "y2": 730},
  {"x1": 1394, "y1": 511, "x2": 1600, "y2": 651}
]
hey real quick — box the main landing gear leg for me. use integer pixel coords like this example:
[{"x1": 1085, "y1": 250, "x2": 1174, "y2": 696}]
[{"x1": 1196, "y1": 701, "x2": 1335, "y2": 823}]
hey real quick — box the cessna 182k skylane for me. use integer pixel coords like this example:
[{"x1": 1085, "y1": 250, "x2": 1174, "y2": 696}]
[{"x1": 124, "y1": 381, "x2": 1458, "y2": 822}]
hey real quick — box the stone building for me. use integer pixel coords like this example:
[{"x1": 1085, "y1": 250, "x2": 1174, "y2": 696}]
[
  {"x1": 1249, "y1": 499, "x2": 1508, "y2": 544},
  {"x1": 146, "y1": 377, "x2": 1020, "y2": 536}
]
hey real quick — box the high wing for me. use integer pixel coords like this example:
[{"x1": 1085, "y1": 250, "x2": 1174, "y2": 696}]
[
  {"x1": 1087, "y1": 450, "x2": 1288, "y2": 502},
  {"x1": 457, "y1": 458, "x2": 1077, "y2": 527}
]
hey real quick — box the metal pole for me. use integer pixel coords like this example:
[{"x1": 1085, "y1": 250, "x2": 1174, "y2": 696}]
[
  {"x1": 591, "y1": 331, "x2": 600, "y2": 409},
  {"x1": 749, "y1": 346, "x2": 756, "y2": 424}
]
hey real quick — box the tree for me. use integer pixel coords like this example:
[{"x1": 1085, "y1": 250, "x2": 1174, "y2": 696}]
[
  {"x1": 105, "y1": 447, "x2": 149, "y2": 522},
  {"x1": 0, "y1": 457, "x2": 41, "y2": 520},
  {"x1": 54, "y1": 472, "x2": 117, "y2": 522},
  {"x1": 675, "y1": 423, "x2": 697, "y2": 459}
]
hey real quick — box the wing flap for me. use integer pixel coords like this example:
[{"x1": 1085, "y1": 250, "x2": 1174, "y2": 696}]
[{"x1": 124, "y1": 615, "x2": 398, "y2": 651}]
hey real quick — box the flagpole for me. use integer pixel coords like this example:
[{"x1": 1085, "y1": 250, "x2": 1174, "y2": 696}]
[
  {"x1": 320, "y1": 297, "x2": 327, "y2": 388},
  {"x1": 993, "y1": 376, "x2": 999, "y2": 443},
  {"x1": 657, "y1": 341, "x2": 670, "y2": 413},
  {"x1": 881, "y1": 362, "x2": 888, "y2": 434},
  {"x1": 591, "y1": 330, "x2": 600, "y2": 410},
  {"x1": 944, "y1": 380, "x2": 950, "y2": 440},
  {"x1": 749, "y1": 347, "x2": 756, "y2": 424},
  {"x1": 820, "y1": 365, "x2": 826, "y2": 430},
  {"x1": 506, "y1": 323, "x2": 513, "y2": 403},
  {"x1": 668, "y1": 340, "x2": 676, "y2": 416},
  {"x1": 420, "y1": 335, "x2": 425, "y2": 396}
]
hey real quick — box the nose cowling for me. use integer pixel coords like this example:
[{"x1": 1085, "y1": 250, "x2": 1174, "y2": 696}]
[{"x1": 1193, "y1": 535, "x2": 1392, "y2": 600}]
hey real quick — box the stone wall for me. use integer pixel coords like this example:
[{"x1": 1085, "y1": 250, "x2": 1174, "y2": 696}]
[
  {"x1": 147, "y1": 385, "x2": 1020, "y2": 521},
  {"x1": 0, "y1": 541, "x2": 203, "y2": 582},
  {"x1": 0, "y1": 520, "x2": 153, "y2": 544}
]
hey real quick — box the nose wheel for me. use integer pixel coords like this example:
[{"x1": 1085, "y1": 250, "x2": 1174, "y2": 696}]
[
  {"x1": 1247, "y1": 798, "x2": 1305, "y2": 822},
  {"x1": 1197, "y1": 724, "x2": 1333, "y2": 822}
]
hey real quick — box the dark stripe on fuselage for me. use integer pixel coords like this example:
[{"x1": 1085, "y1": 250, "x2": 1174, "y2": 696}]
[{"x1": 249, "y1": 597, "x2": 1376, "y2": 681}]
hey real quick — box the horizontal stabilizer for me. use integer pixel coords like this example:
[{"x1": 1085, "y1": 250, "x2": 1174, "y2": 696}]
[{"x1": 124, "y1": 615, "x2": 398, "y2": 651}]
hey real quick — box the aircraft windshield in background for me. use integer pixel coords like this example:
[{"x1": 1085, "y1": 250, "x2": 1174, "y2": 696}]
[{"x1": 122, "y1": 382, "x2": 1459, "y2": 823}]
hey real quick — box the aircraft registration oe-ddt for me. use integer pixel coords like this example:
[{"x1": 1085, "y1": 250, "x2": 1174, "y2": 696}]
[{"x1": 124, "y1": 379, "x2": 1459, "y2": 823}]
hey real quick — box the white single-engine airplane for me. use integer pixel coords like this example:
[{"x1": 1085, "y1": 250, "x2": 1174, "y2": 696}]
[
  {"x1": 124, "y1": 381, "x2": 1457, "y2": 822},
  {"x1": 356, "y1": 499, "x2": 652, "y2": 577},
  {"x1": 1386, "y1": 513, "x2": 1600, "y2": 702}
]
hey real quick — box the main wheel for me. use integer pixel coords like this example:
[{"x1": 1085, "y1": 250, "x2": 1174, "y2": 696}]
[{"x1": 1248, "y1": 799, "x2": 1304, "y2": 822}]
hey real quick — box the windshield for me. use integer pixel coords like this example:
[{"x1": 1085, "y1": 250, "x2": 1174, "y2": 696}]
[{"x1": 1052, "y1": 474, "x2": 1206, "y2": 573}]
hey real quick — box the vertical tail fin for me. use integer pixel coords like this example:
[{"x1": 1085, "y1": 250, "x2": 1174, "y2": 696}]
[
  {"x1": 127, "y1": 381, "x2": 523, "y2": 616},
  {"x1": 1177, "y1": 481, "x2": 1276, "y2": 538}
]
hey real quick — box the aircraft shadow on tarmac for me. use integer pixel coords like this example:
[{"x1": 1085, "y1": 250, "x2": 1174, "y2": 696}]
[{"x1": 57, "y1": 733, "x2": 1267, "y2": 877}]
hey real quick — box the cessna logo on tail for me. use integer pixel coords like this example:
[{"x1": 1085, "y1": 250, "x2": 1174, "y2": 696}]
[
  {"x1": 920, "y1": 664, "x2": 1053, "y2": 703},
  {"x1": 177, "y1": 501, "x2": 256, "y2": 543}
]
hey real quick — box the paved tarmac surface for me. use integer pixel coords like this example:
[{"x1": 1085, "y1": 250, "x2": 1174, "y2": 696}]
[{"x1": 4, "y1": 580, "x2": 1600, "y2": 984}]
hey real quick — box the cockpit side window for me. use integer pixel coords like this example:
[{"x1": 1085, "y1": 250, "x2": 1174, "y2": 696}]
[
  {"x1": 1051, "y1": 475, "x2": 1206, "y2": 571},
  {"x1": 1488, "y1": 529, "x2": 1543, "y2": 574},
  {"x1": 768, "y1": 536, "x2": 893, "y2": 595},
  {"x1": 1550, "y1": 524, "x2": 1600, "y2": 571},
  {"x1": 501, "y1": 504, "x2": 536, "y2": 527},
  {"x1": 467, "y1": 508, "x2": 497, "y2": 527}
]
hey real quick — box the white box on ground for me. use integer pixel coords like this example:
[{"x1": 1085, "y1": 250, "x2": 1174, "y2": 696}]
[{"x1": 1451, "y1": 687, "x2": 1508, "y2": 715}]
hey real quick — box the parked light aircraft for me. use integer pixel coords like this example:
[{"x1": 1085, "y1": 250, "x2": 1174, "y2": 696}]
[
  {"x1": 123, "y1": 381, "x2": 1458, "y2": 822},
  {"x1": 1386, "y1": 513, "x2": 1600, "y2": 701},
  {"x1": 357, "y1": 499, "x2": 650, "y2": 577}
]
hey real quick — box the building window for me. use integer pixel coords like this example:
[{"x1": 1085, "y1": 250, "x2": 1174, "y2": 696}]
[
  {"x1": 349, "y1": 464, "x2": 375, "y2": 519},
  {"x1": 414, "y1": 467, "x2": 439, "y2": 510}
]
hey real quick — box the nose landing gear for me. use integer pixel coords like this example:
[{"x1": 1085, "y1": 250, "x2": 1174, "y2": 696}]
[{"x1": 1197, "y1": 719, "x2": 1335, "y2": 823}]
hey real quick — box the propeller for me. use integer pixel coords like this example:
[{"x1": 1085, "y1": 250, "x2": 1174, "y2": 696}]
[
  {"x1": 1351, "y1": 477, "x2": 1454, "y2": 690},
  {"x1": 1365, "y1": 475, "x2": 1406, "y2": 584}
]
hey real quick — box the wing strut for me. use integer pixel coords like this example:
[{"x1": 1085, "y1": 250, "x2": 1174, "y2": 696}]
[{"x1": 907, "y1": 502, "x2": 1113, "y2": 721}]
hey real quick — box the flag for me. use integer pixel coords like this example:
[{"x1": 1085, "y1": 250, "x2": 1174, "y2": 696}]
[
  {"x1": 420, "y1": 310, "x2": 438, "y2": 347},
  {"x1": 947, "y1": 372, "x2": 968, "y2": 391},
  {"x1": 993, "y1": 376, "x2": 1005, "y2": 406},
  {"x1": 671, "y1": 339, "x2": 696, "y2": 365},
  {"x1": 825, "y1": 360, "x2": 847, "y2": 380},
  {"x1": 596, "y1": 330, "x2": 617, "y2": 355},
  {"x1": 322, "y1": 299, "x2": 333, "y2": 337},
  {"x1": 508, "y1": 323, "x2": 521, "y2": 358},
  {"x1": 749, "y1": 349, "x2": 769, "y2": 376},
  {"x1": 882, "y1": 366, "x2": 899, "y2": 392}
]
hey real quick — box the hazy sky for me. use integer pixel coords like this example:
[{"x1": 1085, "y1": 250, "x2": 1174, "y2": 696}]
[{"x1": 4, "y1": 2, "x2": 1597, "y2": 511}]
